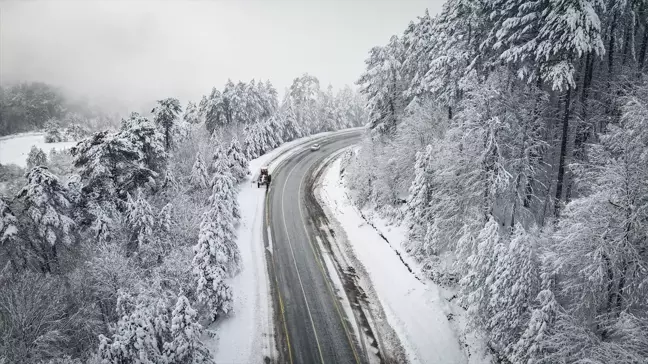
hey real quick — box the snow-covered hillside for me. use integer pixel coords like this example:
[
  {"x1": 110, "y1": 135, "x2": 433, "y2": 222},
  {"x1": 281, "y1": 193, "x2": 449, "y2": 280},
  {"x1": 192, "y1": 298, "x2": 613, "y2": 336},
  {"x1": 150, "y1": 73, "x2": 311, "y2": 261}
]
[
  {"x1": 0, "y1": 132, "x2": 77, "y2": 167},
  {"x1": 317, "y1": 157, "x2": 491, "y2": 364}
]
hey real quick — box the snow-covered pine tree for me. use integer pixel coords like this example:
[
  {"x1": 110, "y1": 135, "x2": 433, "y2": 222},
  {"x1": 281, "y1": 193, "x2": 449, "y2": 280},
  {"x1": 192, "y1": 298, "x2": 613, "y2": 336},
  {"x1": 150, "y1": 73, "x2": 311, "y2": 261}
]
[
  {"x1": 152, "y1": 97, "x2": 182, "y2": 151},
  {"x1": 534, "y1": 0, "x2": 605, "y2": 91},
  {"x1": 183, "y1": 101, "x2": 201, "y2": 124},
  {"x1": 155, "y1": 203, "x2": 174, "y2": 256},
  {"x1": 121, "y1": 113, "x2": 167, "y2": 174},
  {"x1": 0, "y1": 198, "x2": 22, "y2": 270},
  {"x1": 357, "y1": 36, "x2": 405, "y2": 135},
  {"x1": 44, "y1": 118, "x2": 64, "y2": 143},
  {"x1": 210, "y1": 171, "x2": 240, "y2": 221},
  {"x1": 126, "y1": 191, "x2": 156, "y2": 255},
  {"x1": 402, "y1": 9, "x2": 436, "y2": 98},
  {"x1": 269, "y1": 116, "x2": 286, "y2": 145},
  {"x1": 192, "y1": 212, "x2": 234, "y2": 318},
  {"x1": 211, "y1": 146, "x2": 231, "y2": 179},
  {"x1": 97, "y1": 291, "x2": 180, "y2": 363},
  {"x1": 158, "y1": 203, "x2": 174, "y2": 235},
  {"x1": 203, "y1": 88, "x2": 223, "y2": 134},
  {"x1": 161, "y1": 168, "x2": 180, "y2": 192},
  {"x1": 280, "y1": 101, "x2": 303, "y2": 142},
  {"x1": 459, "y1": 216, "x2": 502, "y2": 329},
  {"x1": 72, "y1": 127, "x2": 161, "y2": 209},
  {"x1": 243, "y1": 127, "x2": 259, "y2": 160},
  {"x1": 487, "y1": 224, "x2": 540, "y2": 357},
  {"x1": 510, "y1": 288, "x2": 559, "y2": 364},
  {"x1": 16, "y1": 166, "x2": 75, "y2": 273},
  {"x1": 262, "y1": 119, "x2": 280, "y2": 150},
  {"x1": 249, "y1": 124, "x2": 267, "y2": 156},
  {"x1": 226, "y1": 137, "x2": 249, "y2": 182},
  {"x1": 189, "y1": 152, "x2": 209, "y2": 190},
  {"x1": 163, "y1": 295, "x2": 213, "y2": 363},
  {"x1": 405, "y1": 144, "x2": 434, "y2": 255},
  {"x1": 26, "y1": 146, "x2": 48, "y2": 169},
  {"x1": 484, "y1": 0, "x2": 545, "y2": 82}
]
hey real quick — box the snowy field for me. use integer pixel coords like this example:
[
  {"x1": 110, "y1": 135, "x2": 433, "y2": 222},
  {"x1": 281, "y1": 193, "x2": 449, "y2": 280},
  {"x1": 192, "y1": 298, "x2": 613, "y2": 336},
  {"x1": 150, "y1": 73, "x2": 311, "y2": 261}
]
[
  {"x1": 317, "y1": 157, "x2": 492, "y2": 364},
  {"x1": 205, "y1": 129, "x2": 362, "y2": 363},
  {"x1": 0, "y1": 132, "x2": 77, "y2": 167}
]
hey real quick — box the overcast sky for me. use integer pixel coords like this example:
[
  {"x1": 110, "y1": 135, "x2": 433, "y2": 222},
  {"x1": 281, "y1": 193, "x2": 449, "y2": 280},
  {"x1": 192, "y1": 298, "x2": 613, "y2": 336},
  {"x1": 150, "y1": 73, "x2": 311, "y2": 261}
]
[{"x1": 1, "y1": 0, "x2": 444, "y2": 112}]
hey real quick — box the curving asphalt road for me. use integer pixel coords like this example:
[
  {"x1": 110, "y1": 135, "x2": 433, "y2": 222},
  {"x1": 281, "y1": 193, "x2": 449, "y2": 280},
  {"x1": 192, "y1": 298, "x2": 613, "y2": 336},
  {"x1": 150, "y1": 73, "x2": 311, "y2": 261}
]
[{"x1": 264, "y1": 131, "x2": 364, "y2": 364}]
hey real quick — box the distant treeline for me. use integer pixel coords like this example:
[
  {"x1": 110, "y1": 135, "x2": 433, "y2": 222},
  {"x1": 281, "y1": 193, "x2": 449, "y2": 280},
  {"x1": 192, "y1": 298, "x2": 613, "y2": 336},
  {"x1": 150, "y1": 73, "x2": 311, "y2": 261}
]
[{"x1": 0, "y1": 82, "x2": 118, "y2": 136}]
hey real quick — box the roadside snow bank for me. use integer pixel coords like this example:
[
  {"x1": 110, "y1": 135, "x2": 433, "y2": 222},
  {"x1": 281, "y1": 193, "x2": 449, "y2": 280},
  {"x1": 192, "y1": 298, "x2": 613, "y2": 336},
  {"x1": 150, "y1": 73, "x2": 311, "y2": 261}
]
[
  {"x1": 204, "y1": 128, "x2": 362, "y2": 363},
  {"x1": 0, "y1": 133, "x2": 77, "y2": 167},
  {"x1": 317, "y1": 157, "x2": 489, "y2": 364}
]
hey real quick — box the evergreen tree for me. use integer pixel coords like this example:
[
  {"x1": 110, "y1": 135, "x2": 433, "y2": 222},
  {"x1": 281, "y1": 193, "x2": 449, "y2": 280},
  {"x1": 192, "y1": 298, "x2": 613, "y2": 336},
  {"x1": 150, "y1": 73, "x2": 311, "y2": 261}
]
[
  {"x1": 152, "y1": 98, "x2": 182, "y2": 150},
  {"x1": 44, "y1": 118, "x2": 66, "y2": 143},
  {"x1": 211, "y1": 146, "x2": 230, "y2": 178},
  {"x1": 161, "y1": 168, "x2": 180, "y2": 192},
  {"x1": 183, "y1": 101, "x2": 201, "y2": 124},
  {"x1": 511, "y1": 288, "x2": 559, "y2": 364},
  {"x1": 16, "y1": 166, "x2": 75, "y2": 273},
  {"x1": 210, "y1": 172, "x2": 240, "y2": 221},
  {"x1": 243, "y1": 127, "x2": 258, "y2": 160},
  {"x1": 26, "y1": 146, "x2": 47, "y2": 169},
  {"x1": 189, "y1": 152, "x2": 209, "y2": 190},
  {"x1": 72, "y1": 130, "x2": 155, "y2": 203},
  {"x1": 0, "y1": 198, "x2": 22, "y2": 270},
  {"x1": 158, "y1": 203, "x2": 174, "y2": 235},
  {"x1": 98, "y1": 291, "x2": 213, "y2": 363},
  {"x1": 226, "y1": 137, "x2": 249, "y2": 182},
  {"x1": 121, "y1": 114, "x2": 167, "y2": 175},
  {"x1": 405, "y1": 145, "x2": 434, "y2": 252},
  {"x1": 204, "y1": 88, "x2": 223, "y2": 133},
  {"x1": 357, "y1": 36, "x2": 405, "y2": 134},
  {"x1": 126, "y1": 191, "x2": 156, "y2": 253},
  {"x1": 164, "y1": 295, "x2": 213, "y2": 363},
  {"x1": 487, "y1": 225, "x2": 540, "y2": 355},
  {"x1": 192, "y1": 212, "x2": 234, "y2": 318},
  {"x1": 460, "y1": 217, "x2": 502, "y2": 329}
]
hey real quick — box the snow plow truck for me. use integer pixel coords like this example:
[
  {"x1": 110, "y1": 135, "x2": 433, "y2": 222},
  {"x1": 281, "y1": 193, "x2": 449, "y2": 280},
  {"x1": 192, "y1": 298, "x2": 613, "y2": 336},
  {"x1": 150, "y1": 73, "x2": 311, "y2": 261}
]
[{"x1": 258, "y1": 167, "x2": 271, "y2": 188}]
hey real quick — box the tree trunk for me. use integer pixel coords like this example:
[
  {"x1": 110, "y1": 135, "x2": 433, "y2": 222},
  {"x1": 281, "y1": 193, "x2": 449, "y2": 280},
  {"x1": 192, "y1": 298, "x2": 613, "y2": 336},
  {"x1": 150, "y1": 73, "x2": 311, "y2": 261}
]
[
  {"x1": 566, "y1": 53, "x2": 594, "y2": 202},
  {"x1": 554, "y1": 88, "x2": 571, "y2": 217},
  {"x1": 165, "y1": 126, "x2": 171, "y2": 151},
  {"x1": 524, "y1": 76, "x2": 544, "y2": 210},
  {"x1": 608, "y1": 13, "x2": 617, "y2": 77},
  {"x1": 639, "y1": 26, "x2": 648, "y2": 73},
  {"x1": 621, "y1": 12, "x2": 632, "y2": 66}
]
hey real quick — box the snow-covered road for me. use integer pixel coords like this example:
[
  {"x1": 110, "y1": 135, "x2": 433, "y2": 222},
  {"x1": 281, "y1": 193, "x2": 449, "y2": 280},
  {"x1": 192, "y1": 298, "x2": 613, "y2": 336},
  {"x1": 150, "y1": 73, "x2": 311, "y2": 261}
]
[{"x1": 204, "y1": 129, "x2": 363, "y2": 363}]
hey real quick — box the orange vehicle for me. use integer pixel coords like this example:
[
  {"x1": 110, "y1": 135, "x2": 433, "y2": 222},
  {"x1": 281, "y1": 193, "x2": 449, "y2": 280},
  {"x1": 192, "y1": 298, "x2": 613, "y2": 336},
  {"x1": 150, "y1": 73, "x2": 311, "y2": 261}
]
[{"x1": 258, "y1": 167, "x2": 271, "y2": 188}]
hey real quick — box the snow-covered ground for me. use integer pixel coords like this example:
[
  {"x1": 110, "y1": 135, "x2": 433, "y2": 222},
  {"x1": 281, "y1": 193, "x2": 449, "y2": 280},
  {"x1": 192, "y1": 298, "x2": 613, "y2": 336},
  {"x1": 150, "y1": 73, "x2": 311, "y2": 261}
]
[
  {"x1": 205, "y1": 129, "x2": 361, "y2": 363},
  {"x1": 316, "y1": 157, "x2": 491, "y2": 364},
  {"x1": 0, "y1": 132, "x2": 77, "y2": 167}
]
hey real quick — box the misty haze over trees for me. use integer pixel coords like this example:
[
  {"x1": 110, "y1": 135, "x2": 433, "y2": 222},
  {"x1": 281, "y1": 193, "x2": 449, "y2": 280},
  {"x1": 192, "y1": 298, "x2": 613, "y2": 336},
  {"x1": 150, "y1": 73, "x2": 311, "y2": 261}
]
[
  {"x1": 0, "y1": 82, "x2": 123, "y2": 137},
  {"x1": 346, "y1": 0, "x2": 648, "y2": 363},
  {"x1": 2, "y1": 0, "x2": 648, "y2": 363},
  {"x1": 0, "y1": 73, "x2": 366, "y2": 362}
]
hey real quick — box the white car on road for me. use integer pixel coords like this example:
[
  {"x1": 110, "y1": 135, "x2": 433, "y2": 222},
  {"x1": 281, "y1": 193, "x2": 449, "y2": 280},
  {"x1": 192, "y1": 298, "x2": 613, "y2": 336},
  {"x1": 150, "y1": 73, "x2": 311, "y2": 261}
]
[{"x1": 310, "y1": 143, "x2": 320, "y2": 151}]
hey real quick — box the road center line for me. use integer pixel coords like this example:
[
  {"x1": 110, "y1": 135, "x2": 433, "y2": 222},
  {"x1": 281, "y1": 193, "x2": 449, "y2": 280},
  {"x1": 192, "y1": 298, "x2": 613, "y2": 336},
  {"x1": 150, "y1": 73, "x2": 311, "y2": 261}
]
[{"x1": 280, "y1": 159, "x2": 326, "y2": 364}]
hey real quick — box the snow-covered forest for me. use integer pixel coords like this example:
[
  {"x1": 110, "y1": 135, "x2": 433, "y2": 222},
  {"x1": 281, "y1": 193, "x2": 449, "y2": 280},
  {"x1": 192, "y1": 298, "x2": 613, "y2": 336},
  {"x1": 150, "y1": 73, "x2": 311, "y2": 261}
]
[
  {"x1": 0, "y1": 74, "x2": 366, "y2": 363},
  {"x1": 346, "y1": 1, "x2": 648, "y2": 363}
]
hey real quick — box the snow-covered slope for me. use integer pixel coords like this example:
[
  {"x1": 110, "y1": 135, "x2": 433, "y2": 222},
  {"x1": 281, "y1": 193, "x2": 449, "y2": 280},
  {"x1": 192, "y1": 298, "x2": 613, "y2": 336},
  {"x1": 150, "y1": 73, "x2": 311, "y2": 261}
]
[
  {"x1": 0, "y1": 132, "x2": 77, "y2": 167},
  {"x1": 317, "y1": 157, "x2": 492, "y2": 364}
]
